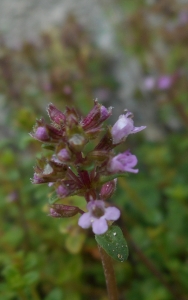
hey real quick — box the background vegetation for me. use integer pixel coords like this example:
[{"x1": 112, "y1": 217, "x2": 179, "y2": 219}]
[{"x1": 0, "y1": 1, "x2": 188, "y2": 299}]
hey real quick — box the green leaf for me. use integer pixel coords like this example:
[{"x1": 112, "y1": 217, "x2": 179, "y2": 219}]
[
  {"x1": 48, "y1": 194, "x2": 60, "y2": 204},
  {"x1": 95, "y1": 226, "x2": 129, "y2": 262},
  {"x1": 42, "y1": 144, "x2": 55, "y2": 151}
]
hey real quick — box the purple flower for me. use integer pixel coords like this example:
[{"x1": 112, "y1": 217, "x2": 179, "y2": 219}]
[
  {"x1": 56, "y1": 184, "x2": 69, "y2": 198},
  {"x1": 32, "y1": 173, "x2": 46, "y2": 184},
  {"x1": 111, "y1": 112, "x2": 146, "y2": 144},
  {"x1": 157, "y1": 76, "x2": 172, "y2": 90},
  {"x1": 78, "y1": 200, "x2": 120, "y2": 235},
  {"x1": 57, "y1": 148, "x2": 70, "y2": 161},
  {"x1": 33, "y1": 126, "x2": 49, "y2": 141},
  {"x1": 108, "y1": 150, "x2": 138, "y2": 173}
]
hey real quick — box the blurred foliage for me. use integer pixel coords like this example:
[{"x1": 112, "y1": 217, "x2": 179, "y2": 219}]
[{"x1": 0, "y1": 2, "x2": 188, "y2": 300}]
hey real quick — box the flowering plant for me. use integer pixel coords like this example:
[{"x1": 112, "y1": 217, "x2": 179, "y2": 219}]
[{"x1": 31, "y1": 100, "x2": 146, "y2": 299}]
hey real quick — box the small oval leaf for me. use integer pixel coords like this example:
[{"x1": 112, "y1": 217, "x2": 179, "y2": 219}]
[{"x1": 95, "y1": 226, "x2": 129, "y2": 262}]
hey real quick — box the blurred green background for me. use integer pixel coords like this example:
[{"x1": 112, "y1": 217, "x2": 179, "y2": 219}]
[{"x1": 0, "y1": 1, "x2": 188, "y2": 300}]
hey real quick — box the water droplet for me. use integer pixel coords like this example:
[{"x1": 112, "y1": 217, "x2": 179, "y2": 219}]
[
  {"x1": 113, "y1": 250, "x2": 114, "y2": 252},
  {"x1": 113, "y1": 232, "x2": 116, "y2": 236}
]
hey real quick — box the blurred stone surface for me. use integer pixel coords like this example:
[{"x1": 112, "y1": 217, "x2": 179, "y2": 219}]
[
  {"x1": 0, "y1": 0, "x2": 137, "y2": 118},
  {"x1": 0, "y1": 0, "x2": 184, "y2": 140}
]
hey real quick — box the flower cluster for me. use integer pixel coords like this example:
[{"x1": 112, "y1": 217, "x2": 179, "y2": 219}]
[{"x1": 31, "y1": 100, "x2": 146, "y2": 234}]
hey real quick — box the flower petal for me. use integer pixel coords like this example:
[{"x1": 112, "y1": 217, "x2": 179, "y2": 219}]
[
  {"x1": 78, "y1": 212, "x2": 92, "y2": 229},
  {"x1": 131, "y1": 126, "x2": 146, "y2": 134},
  {"x1": 92, "y1": 218, "x2": 108, "y2": 235},
  {"x1": 105, "y1": 207, "x2": 120, "y2": 221}
]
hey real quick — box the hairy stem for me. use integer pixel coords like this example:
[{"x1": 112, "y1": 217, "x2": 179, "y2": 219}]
[{"x1": 98, "y1": 245, "x2": 119, "y2": 300}]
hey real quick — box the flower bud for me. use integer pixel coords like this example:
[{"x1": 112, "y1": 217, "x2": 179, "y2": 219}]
[
  {"x1": 32, "y1": 126, "x2": 49, "y2": 141},
  {"x1": 66, "y1": 107, "x2": 79, "y2": 126},
  {"x1": 56, "y1": 184, "x2": 69, "y2": 198},
  {"x1": 31, "y1": 118, "x2": 63, "y2": 143},
  {"x1": 49, "y1": 204, "x2": 80, "y2": 218},
  {"x1": 95, "y1": 129, "x2": 114, "y2": 151},
  {"x1": 47, "y1": 103, "x2": 66, "y2": 125},
  {"x1": 57, "y1": 148, "x2": 71, "y2": 161},
  {"x1": 100, "y1": 179, "x2": 117, "y2": 200},
  {"x1": 81, "y1": 100, "x2": 112, "y2": 134},
  {"x1": 32, "y1": 173, "x2": 47, "y2": 184}
]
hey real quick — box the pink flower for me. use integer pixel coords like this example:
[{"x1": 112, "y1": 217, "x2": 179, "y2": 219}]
[
  {"x1": 108, "y1": 150, "x2": 138, "y2": 173},
  {"x1": 111, "y1": 112, "x2": 146, "y2": 144},
  {"x1": 78, "y1": 200, "x2": 120, "y2": 235}
]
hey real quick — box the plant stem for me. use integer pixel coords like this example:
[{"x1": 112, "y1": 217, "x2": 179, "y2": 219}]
[{"x1": 98, "y1": 244, "x2": 119, "y2": 300}]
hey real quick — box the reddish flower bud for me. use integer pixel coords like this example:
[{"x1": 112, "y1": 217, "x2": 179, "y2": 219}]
[
  {"x1": 31, "y1": 118, "x2": 63, "y2": 142},
  {"x1": 95, "y1": 129, "x2": 115, "y2": 151},
  {"x1": 47, "y1": 103, "x2": 66, "y2": 125},
  {"x1": 66, "y1": 107, "x2": 80, "y2": 125},
  {"x1": 100, "y1": 179, "x2": 117, "y2": 200},
  {"x1": 49, "y1": 204, "x2": 80, "y2": 218},
  {"x1": 81, "y1": 100, "x2": 112, "y2": 134}
]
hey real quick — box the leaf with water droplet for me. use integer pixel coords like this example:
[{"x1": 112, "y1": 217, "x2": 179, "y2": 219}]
[{"x1": 95, "y1": 226, "x2": 129, "y2": 262}]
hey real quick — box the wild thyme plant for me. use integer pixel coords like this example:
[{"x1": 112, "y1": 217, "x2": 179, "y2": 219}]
[{"x1": 31, "y1": 100, "x2": 146, "y2": 300}]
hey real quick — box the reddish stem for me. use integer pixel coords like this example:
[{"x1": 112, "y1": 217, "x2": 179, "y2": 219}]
[{"x1": 98, "y1": 245, "x2": 119, "y2": 300}]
